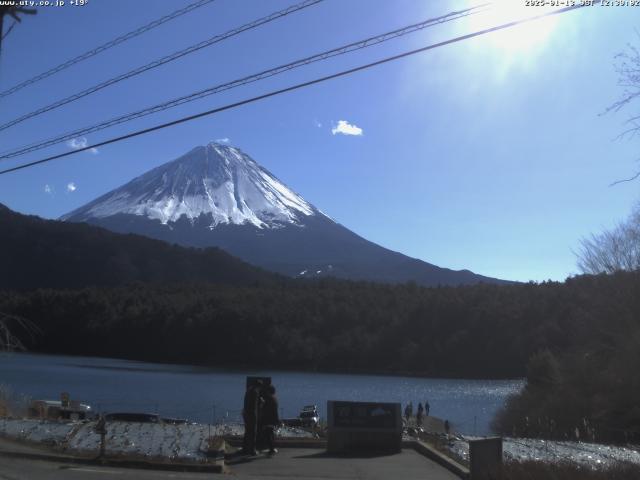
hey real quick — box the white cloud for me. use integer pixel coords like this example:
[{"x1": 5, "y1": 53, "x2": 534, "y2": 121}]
[
  {"x1": 66, "y1": 182, "x2": 77, "y2": 193},
  {"x1": 314, "y1": 119, "x2": 323, "y2": 128},
  {"x1": 67, "y1": 137, "x2": 88, "y2": 149},
  {"x1": 216, "y1": 138, "x2": 230, "y2": 143},
  {"x1": 67, "y1": 137, "x2": 99, "y2": 154},
  {"x1": 44, "y1": 184, "x2": 54, "y2": 195},
  {"x1": 331, "y1": 120, "x2": 363, "y2": 136}
]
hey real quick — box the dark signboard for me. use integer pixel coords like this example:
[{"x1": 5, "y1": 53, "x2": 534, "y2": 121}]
[
  {"x1": 470, "y1": 437, "x2": 503, "y2": 480},
  {"x1": 245, "y1": 376, "x2": 272, "y2": 389},
  {"x1": 330, "y1": 401, "x2": 399, "y2": 429}
]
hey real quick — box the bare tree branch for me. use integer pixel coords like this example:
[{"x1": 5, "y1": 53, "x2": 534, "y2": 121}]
[
  {"x1": 609, "y1": 170, "x2": 640, "y2": 186},
  {"x1": 1, "y1": 20, "x2": 15, "y2": 40},
  {"x1": 576, "y1": 204, "x2": 640, "y2": 274},
  {"x1": 604, "y1": 34, "x2": 640, "y2": 185},
  {"x1": 0, "y1": 6, "x2": 36, "y2": 53},
  {"x1": 0, "y1": 312, "x2": 41, "y2": 352}
]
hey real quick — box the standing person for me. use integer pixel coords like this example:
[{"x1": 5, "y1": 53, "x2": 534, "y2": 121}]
[
  {"x1": 261, "y1": 385, "x2": 281, "y2": 455},
  {"x1": 425, "y1": 400, "x2": 430, "y2": 417},
  {"x1": 256, "y1": 385, "x2": 267, "y2": 450},
  {"x1": 242, "y1": 380, "x2": 261, "y2": 455},
  {"x1": 404, "y1": 403, "x2": 411, "y2": 423},
  {"x1": 416, "y1": 403, "x2": 424, "y2": 427}
]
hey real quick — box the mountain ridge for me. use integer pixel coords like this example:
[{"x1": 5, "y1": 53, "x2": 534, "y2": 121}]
[
  {"x1": 0, "y1": 203, "x2": 279, "y2": 290},
  {"x1": 62, "y1": 143, "x2": 507, "y2": 286}
]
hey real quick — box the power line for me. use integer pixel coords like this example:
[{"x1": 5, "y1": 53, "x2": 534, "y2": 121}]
[
  {"x1": 0, "y1": 6, "x2": 483, "y2": 158},
  {"x1": 0, "y1": 1, "x2": 596, "y2": 177},
  {"x1": 0, "y1": 0, "x2": 216, "y2": 99},
  {"x1": 0, "y1": 0, "x2": 324, "y2": 132},
  {"x1": 0, "y1": 4, "x2": 487, "y2": 160}
]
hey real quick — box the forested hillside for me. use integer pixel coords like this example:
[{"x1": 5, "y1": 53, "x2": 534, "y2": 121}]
[
  {"x1": 493, "y1": 271, "x2": 640, "y2": 442},
  {"x1": 0, "y1": 204, "x2": 279, "y2": 289},
  {"x1": 2, "y1": 272, "x2": 639, "y2": 382}
]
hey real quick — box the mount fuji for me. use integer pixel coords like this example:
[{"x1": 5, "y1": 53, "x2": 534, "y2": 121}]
[{"x1": 62, "y1": 143, "x2": 502, "y2": 286}]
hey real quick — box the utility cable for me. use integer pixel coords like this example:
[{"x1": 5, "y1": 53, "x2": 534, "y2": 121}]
[
  {"x1": 0, "y1": 1, "x2": 597, "y2": 176},
  {"x1": 0, "y1": 0, "x2": 217, "y2": 99},
  {"x1": 0, "y1": 4, "x2": 486, "y2": 160},
  {"x1": 0, "y1": 0, "x2": 324, "y2": 132}
]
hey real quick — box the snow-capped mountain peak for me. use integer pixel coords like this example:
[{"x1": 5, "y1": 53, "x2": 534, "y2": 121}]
[
  {"x1": 61, "y1": 141, "x2": 506, "y2": 286},
  {"x1": 62, "y1": 143, "x2": 317, "y2": 229}
]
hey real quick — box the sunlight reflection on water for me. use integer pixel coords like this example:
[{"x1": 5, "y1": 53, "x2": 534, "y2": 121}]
[{"x1": 0, "y1": 353, "x2": 523, "y2": 435}]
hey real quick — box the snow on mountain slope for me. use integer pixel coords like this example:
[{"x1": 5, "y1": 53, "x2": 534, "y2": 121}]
[
  {"x1": 62, "y1": 142, "x2": 506, "y2": 286},
  {"x1": 62, "y1": 143, "x2": 316, "y2": 229}
]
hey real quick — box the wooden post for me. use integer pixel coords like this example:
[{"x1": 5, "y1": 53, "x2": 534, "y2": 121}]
[{"x1": 94, "y1": 416, "x2": 107, "y2": 462}]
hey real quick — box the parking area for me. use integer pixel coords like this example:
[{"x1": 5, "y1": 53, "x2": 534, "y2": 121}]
[{"x1": 226, "y1": 447, "x2": 461, "y2": 480}]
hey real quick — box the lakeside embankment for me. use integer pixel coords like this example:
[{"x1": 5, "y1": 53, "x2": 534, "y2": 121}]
[
  {"x1": 0, "y1": 417, "x2": 314, "y2": 465},
  {"x1": 2, "y1": 417, "x2": 640, "y2": 470}
]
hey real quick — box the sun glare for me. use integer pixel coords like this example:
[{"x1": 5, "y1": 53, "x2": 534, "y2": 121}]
[{"x1": 467, "y1": 0, "x2": 560, "y2": 53}]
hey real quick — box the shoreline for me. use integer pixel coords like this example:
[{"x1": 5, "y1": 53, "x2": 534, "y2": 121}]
[{"x1": 1, "y1": 351, "x2": 527, "y2": 382}]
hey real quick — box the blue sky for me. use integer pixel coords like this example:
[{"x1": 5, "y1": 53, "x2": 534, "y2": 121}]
[{"x1": 0, "y1": 0, "x2": 639, "y2": 282}]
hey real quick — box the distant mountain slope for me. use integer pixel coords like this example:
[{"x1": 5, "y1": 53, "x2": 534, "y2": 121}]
[
  {"x1": 0, "y1": 204, "x2": 278, "y2": 291},
  {"x1": 62, "y1": 143, "x2": 505, "y2": 286}
]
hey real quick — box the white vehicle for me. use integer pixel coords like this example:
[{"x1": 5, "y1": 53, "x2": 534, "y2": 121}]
[
  {"x1": 299, "y1": 405, "x2": 319, "y2": 427},
  {"x1": 28, "y1": 400, "x2": 93, "y2": 421}
]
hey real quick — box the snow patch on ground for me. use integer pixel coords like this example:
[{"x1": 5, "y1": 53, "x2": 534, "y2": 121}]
[
  {"x1": 0, "y1": 418, "x2": 313, "y2": 463},
  {"x1": 0, "y1": 418, "x2": 74, "y2": 446},
  {"x1": 448, "y1": 436, "x2": 640, "y2": 468}
]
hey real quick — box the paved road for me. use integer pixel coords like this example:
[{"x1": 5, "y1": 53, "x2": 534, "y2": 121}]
[
  {"x1": 227, "y1": 448, "x2": 460, "y2": 480},
  {"x1": 0, "y1": 456, "x2": 213, "y2": 480},
  {"x1": 0, "y1": 446, "x2": 460, "y2": 480}
]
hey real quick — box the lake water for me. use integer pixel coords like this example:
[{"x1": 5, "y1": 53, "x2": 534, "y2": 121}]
[{"x1": 0, "y1": 353, "x2": 523, "y2": 435}]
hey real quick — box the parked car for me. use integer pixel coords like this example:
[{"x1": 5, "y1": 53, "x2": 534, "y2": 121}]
[
  {"x1": 28, "y1": 400, "x2": 93, "y2": 421},
  {"x1": 161, "y1": 417, "x2": 189, "y2": 425},
  {"x1": 299, "y1": 405, "x2": 319, "y2": 427}
]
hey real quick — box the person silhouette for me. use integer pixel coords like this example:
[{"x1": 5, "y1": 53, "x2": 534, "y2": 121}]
[
  {"x1": 416, "y1": 403, "x2": 424, "y2": 426},
  {"x1": 261, "y1": 385, "x2": 281, "y2": 455},
  {"x1": 242, "y1": 380, "x2": 262, "y2": 455}
]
